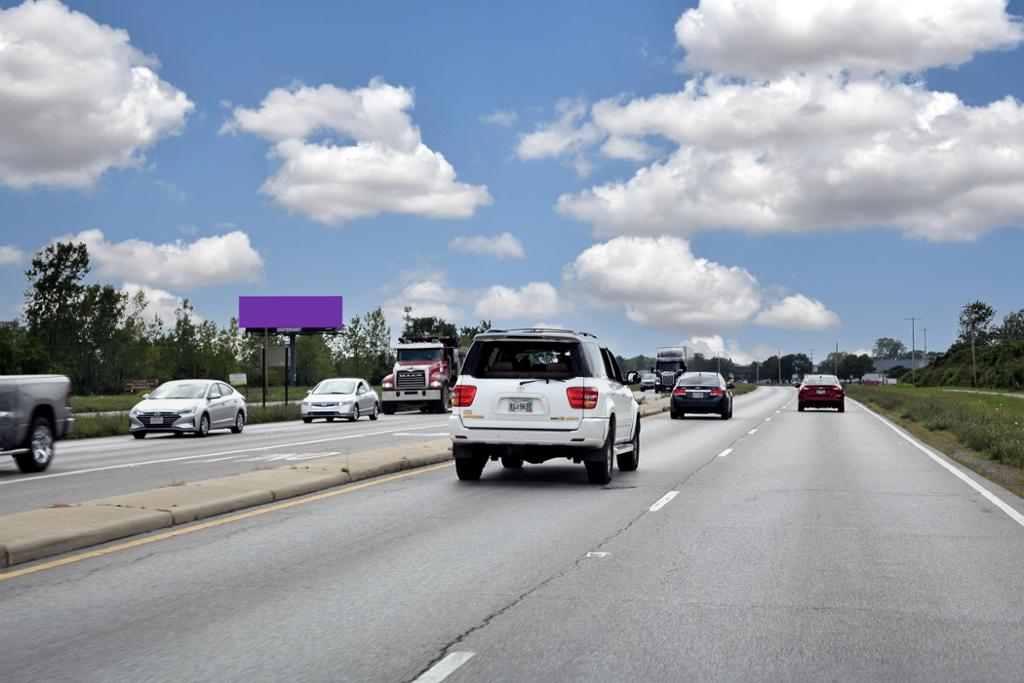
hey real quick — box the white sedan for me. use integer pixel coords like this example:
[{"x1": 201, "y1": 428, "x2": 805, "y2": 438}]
[
  {"x1": 301, "y1": 378, "x2": 380, "y2": 423},
  {"x1": 129, "y1": 379, "x2": 247, "y2": 439}
]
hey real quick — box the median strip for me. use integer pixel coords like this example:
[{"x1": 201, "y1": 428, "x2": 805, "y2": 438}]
[{"x1": 0, "y1": 397, "x2": 678, "y2": 571}]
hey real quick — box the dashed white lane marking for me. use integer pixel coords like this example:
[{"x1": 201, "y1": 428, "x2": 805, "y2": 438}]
[
  {"x1": 717, "y1": 448, "x2": 733, "y2": 458},
  {"x1": 765, "y1": 417, "x2": 772, "y2": 421},
  {"x1": 856, "y1": 400, "x2": 1024, "y2": 529},
  {"x1": 0, "y1": 424, "x2": 447, "y2": 487},
  {"x1": 414, "y1": 652, "x2": 476, "y2": 683},
  {"x1": 648, "y1": 490, "x2": 680, "y2": 512},
  {"x1": 586, "y1": 551, "x2": 610, "y2": 558},
  {"x1": 393, "y1": 432, "x2": 450, "y2": 437},
  {"x1": 748, "y1": 428, "x2": 758, "y2": 435}
]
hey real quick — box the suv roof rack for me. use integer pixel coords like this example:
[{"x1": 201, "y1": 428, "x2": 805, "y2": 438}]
[{"x1": 486, "y1": 327, "x2": 598, "y2": 338}]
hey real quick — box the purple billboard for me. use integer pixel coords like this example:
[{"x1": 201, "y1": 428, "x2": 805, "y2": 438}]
[{"x1": 238, "y1": 296, "x2": 343, "y2": 331}]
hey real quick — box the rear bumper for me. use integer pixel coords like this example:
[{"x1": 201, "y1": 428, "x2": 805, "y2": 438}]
[
  {"x1": 448, "y1": 415, "x2": 608, "y2": 449},
  {"x1": 383, "y1": 389, "x2": 441, "y2": 402},
  {"x1": 671, "y1": 397, "x2": 727, "y2": 414},
  {"x1": 799, "y1": 398, "x2": 844, "y2": 409}
]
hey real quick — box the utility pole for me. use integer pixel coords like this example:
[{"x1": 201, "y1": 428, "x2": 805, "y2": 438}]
[
  {"x1": 962, "y1": 305, "x2": 977, "y2": 387},
  {"x1": 778, "y1": 347, "x2": 782, "y2": 385},
  {"x1": 834, "y1": 342, "x2": 839, "y2": 376},
  {"x1": 905, "y1": 317, "x2": 920, "y2": 383},
  {"x1": 923, "y1": 328, "x2": 928, "y2": 359}
]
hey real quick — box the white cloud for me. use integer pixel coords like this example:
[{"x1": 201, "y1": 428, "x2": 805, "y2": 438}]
[
  {"x1": 481, "y1": 109, "x2": 518, "y2": 127},
  {"x1": 0, "y1": 0, "x2": 193, "y2": 189},
  {"x1": 517, "y1": 98, "x2": 603, "y2": 176},
  {"x1": 755, "y1": 294, "x2": 840, "y2": 331},
  {"x1": 675, "y1": 0, "x2": 1024, "y2": 79},
  {"x1": 852, "y1": 347, "x2": 872, "y2": 357},
  {"x1": 680, "y1": 335, "x2": 756, "y2": 365},
  {"x1": 382, "y1": 273, "x2": 465, "y2": 336},
  {"x1": 58, "y1": 229, "x2": 264, "y2": 290},
  {"x1": 475, "y1": 282, "x2": 559, "y2": 320},
  {"x1": 564, "y1": 236, "x2": 762, "y2": 334},
  {"x1": 0, "y1": 245, "x2": 24, "y2": 266},
  {"x1": 121, "y1": 282, "x2": 200, "y2": 326},
  {"x1": 449, "y1": 232, "x2": 525, "y2": 259},
  {"x1": 223, "y1": 79, "x2": 490, "y2": 226},
  {"x1": 554, "y1": 73, "x2": 1024, "y2": 242}
]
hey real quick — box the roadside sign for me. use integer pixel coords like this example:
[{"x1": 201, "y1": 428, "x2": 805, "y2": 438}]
[
  {"x1": 266, "y1": 346, "x2": 288, "y2": 367},
  {"x1": 229, "y1": 373, "x2": 247, "y2": 386},
  {"x1": 125, "y1": 379, "x2": 157, "y2": 393}
]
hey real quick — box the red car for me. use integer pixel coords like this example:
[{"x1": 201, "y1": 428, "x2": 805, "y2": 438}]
[{"x1": 798, "y1": 374, "x2": 845, "y2": 412}]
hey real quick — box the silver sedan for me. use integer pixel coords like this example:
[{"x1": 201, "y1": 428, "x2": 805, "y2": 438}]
[
  {"x1": 129, "y1": 379, "x2": 247, "y2": 438},
  {"x1": 301, "y1": 378, "x2": 380, "y2": 423}
]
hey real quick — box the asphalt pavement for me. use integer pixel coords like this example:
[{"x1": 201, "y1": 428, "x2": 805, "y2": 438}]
[
  {"x1": 0, "y1": 411, "x2": 449, "y2": 515},
  {"x1": 3, "y1": 386, "x2": 1024, "y2": 682}
]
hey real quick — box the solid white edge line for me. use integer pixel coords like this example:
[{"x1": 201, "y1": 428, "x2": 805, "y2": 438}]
[
  {"x1": 748, "y1": 428, "x2": 757, "y2": 435},
  {"x1": 717, "y1": 448, "x2": 733, "y2": 458},
  {"x1": 854, "y1": 399, "x2": 1024, "y2": 529},
  {"x1": 414, "y1": 652, "x2": 476, "y2": 683},
  {"x1": 648, "y1": 490, "x2": 680, "y2": 512},
  {"x1": 0, "y1": 423, "x2": 448, "y2": 487}
]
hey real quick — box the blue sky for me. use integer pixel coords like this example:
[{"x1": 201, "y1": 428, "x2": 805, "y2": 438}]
[{"x1": 1, "y1": 0, "x2": 1023, "y2": 361}]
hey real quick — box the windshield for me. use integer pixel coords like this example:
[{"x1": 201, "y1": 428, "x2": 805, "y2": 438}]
[
  {"x1": 313, "y1": 380, "x2": 356, "y2": 395},
  {"x1": 677, "y1": 373, "x2": 722, "y2": 388},
  {"x1": 656, "y1": 360, "x2": 682, "y2": 372},
  {"x1": 804, "y1": 375, "x2": 840, "y2": 386},
  {"x1": 398, "y1": 348, "x2": 443, "y2": 362},
  {"x1": 469, "y1": 340, "x2": 581, "y2": 380},
  {"x1": 148, "y1": 381, "x2": 209, "y2": 399}
]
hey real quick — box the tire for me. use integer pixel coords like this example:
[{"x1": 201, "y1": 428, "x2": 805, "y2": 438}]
[
  {"x1": 453, "y1": 444, "x2": 486, "y2": 481},
  {"x1": 230, "y1": 411, "x2": 245, "y2": 434},
  {"x1": 617, "y1": 420, "x2": 639, "y2": 472},
  {"x1": 326, "y1": 417, "x2": 335, "y2": 423},
  {"x1": 302, "y1": 417, "x2": 313, "y2": 424},
  {"x1": 196, "y1": 413, "x2": 210, "y2": 437},
  {"x1": 436, "y1": 386, "x2": 450, "y2": 414},
  {"x1": 382, "y1": 402, "x2": 397, "y2": 415},
  {"x1": 838, "y1": 402, "x2": 845, "y2": 413},
  {"x1": 15, "y1": 416, "x2": 55, "y2": 473},
  {"x1": 500, "y1": 455, "x2": 524, "y2": 469},
  {"x1": 369, "y1": 403, "x2": 379, "y2": 421},
  {"x1": 720, "y1": 405, "x2": 729, "y2": 420},
  {"x1": 798, "y1": 404, "x2": 805, "y2": 412},
  {"x1": 585, "y1": 422, "x2": 614, "y2": 485},
  {"x1": 132, "y1": 432, "x2": 147, "y2": 440},
  {"x1": 349, "y1": 405, "x2": 359, "y2": 422},
  {"x1": 670, "y1": 410, "x2": 679, "y2": 420}
]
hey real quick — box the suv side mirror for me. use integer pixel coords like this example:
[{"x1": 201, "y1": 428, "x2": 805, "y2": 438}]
[
  {"x1": 727, "y1": 382, "x2": 736, "y2": 389},
  {"x1": 626, "y1": 371, "x2": 640, "y2": 384}
]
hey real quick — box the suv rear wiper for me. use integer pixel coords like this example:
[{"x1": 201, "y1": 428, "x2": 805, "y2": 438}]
[{"x1": 519, "y1": 378, "x2": 567, "y2": 386}]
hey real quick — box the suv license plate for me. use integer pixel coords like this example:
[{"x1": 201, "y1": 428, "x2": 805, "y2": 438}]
[{"x1": 509, "y1": 399, "x2": 534, "y2": 413}]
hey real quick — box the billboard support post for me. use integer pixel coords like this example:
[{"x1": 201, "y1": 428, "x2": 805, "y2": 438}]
[
  {"x1": 285, "y1": 345, "x2": 290, "y2": 406},
  {"x1": 263, "y1": 328, "x2": 268, "y2": 409}
]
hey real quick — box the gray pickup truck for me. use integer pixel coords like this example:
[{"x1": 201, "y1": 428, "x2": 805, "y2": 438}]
[{"x1": 0, "y1": 375, "x2": 74, "y2": 473}]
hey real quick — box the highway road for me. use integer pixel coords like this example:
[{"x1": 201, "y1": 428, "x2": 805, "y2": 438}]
[
  {"x1": 0, "y1": 412, "x2": 449, "y2": 515},
  {"x1": 4, "y1": 386, "x2": 1024, "y2": 681}
]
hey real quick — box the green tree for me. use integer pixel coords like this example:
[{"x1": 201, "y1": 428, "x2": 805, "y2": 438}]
[
  {"x1": 458, "y1": 320, "x2": 492, "y2": 346},
  {"x1": 23, "y1": 241, "x2": 90, "y2": 373},
  {"x1": 958, "y1": 300, "x2": 997, "y2": 346},
  {"x1": 296, "y1": 335, "x2": 335, "y2": 386},
  {"x1": 872, "y1": 337, "x2": 907, "y2": 359},
  {"x1": 1000, "y1": 309, "x2": 1024, "y2": 342},
  {"x1": 403, "y1": 316, "x2": 456, "y2": 340}
]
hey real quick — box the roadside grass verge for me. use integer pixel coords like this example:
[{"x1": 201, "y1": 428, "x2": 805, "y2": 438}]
[
  {"x1": 72, "y1": 386, "x2": 314, "y2": 413},
  {"x1": 847, "y1": 384, "x2": 1024, "y2": 497},
  {"x1": 69, "y1": 404, "x2": 304, "y2": 440},
  {"x1": 732, "y1": 383, "x2": 758, "y2": 397}
]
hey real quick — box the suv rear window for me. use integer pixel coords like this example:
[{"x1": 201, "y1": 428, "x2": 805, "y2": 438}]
[{"x1": 465, "y1": 340, "x2": 586, "y2": 380}]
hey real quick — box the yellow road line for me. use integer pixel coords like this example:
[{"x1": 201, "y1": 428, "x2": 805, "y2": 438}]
[{"x1": 0, "y1": 462, "x2": 454, "y2": 582}]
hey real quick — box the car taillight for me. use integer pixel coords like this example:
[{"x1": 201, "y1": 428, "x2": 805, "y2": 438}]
[
  {"x1": 672, "y1": 387, "x2": 686, "y2": 396},
  {"x1": 567, "y1": 386, "x2": 599, "y2": 409},
  {"x1": 709, "y1": 388, "x2": 724, "y2": 396},
  {"x1": 452, "y1": 385, "x2": 477, "y2": 407}
]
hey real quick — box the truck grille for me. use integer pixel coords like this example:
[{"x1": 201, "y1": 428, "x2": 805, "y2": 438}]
[{"x1": 396, "y1": 370, "x2": 426, "y2": 390}]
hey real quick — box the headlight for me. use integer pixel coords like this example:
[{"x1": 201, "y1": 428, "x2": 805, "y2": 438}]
[
  {"x1": 130, "y1": 407, "x2": 139, "y2": 416},
  {"x1": 177, "y1": 406, "x2": 196, "y2": 416},
  {"x1": 430, "y1": 380, "x2": 442, "y2": 388},
  {"x1": 382, "y1": 381, "x2": 393, "y2": 389}
]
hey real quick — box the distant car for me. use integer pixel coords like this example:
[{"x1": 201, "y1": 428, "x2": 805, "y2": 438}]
[
  {"x1": 301, "y1": 378, "x2": 380, "y2": 423},
  {"x1": 670, "y1": 372, "x2": 734, "y2": 420},
  {"x1": 129, "y1": 380, "x2": 247, "y2": 438},
  {"x1": 639, "y1": 373, "x2": 657, "y2": 391},
  {"x1": 798, "y1": 374, "x2": 845, "y2": 412}
]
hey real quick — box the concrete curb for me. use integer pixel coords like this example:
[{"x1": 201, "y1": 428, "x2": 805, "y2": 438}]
[{"x1": 0, "y1": 403, "x2": 675, "y2": 570}]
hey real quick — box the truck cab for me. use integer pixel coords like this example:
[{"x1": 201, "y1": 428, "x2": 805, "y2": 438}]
[{"x1": 381, "y1": 337, "x2": 463, "y2": 414}]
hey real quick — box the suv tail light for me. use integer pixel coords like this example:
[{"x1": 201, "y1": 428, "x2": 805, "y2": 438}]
[
  {"x1": 672, "y1": 387, "x2": 686, "y2": 396},
  {"x1": 452, "y1": 385, "x2": 477, "y2": 407},
  {"x1": 567, "y1": 386, "x2": 599, "y2": 409}
]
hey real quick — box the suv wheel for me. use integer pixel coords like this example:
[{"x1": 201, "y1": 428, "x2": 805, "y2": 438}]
[
  {"x1": 585, "y1": 423, "x2": 614, "y2": 485},
  {"x1": 617, "y1": 420, "x2": 639, "y2": 472},
  {"x1": 454, "y1": 443, "x2": 487, "y2": 481},
  {"x1": 500, "y1": 455, "x2": 523, "y2": 469},
  {"x1": 15, "y1": 416, "x2": 55, "y2": 473}
]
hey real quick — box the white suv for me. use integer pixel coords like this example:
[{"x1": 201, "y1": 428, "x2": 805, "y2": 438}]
[{"x1": 448, "y1": 329, "x2": 641, "y2": 484}]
